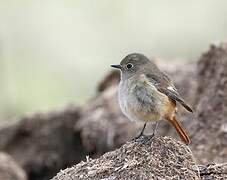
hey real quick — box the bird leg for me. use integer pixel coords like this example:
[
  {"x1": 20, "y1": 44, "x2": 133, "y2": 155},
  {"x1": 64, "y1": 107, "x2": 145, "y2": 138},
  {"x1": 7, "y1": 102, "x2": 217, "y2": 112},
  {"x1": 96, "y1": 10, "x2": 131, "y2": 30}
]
[
  {"x1": 150, "y1": 121, "x2": 159, "y2": 138},
  {"x1": 134, "y1": 123, "x2": 147, "y2": 140},
  {"x1": 135, "y1": 122, "x2": 159, "y2": 144},
  {"x1": 134, "y1": 122, "x2": 159, "y2": 141}
]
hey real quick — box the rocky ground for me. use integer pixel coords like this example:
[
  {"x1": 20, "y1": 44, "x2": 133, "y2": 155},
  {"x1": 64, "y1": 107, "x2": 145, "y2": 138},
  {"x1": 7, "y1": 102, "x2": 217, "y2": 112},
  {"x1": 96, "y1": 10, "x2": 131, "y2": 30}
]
[
  {"x1": 0, "y1": 43, "x2": 227, "y2": 180},
  {"x1": 52, "y1": 137, "x2": 227, "y2": 180}
]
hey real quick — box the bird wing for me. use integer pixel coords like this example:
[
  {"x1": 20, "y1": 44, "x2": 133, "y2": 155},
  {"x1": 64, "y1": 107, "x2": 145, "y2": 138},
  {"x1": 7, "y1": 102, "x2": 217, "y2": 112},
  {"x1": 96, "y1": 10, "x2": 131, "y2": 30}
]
[{"x1": 145, "y1": 73, "x2": 193, "y2": 113}]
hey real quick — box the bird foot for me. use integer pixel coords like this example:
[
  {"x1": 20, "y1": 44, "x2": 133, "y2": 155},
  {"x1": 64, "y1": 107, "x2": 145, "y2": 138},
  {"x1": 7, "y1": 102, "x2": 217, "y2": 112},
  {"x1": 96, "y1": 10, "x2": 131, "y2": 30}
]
[
  {"x1": 140, "y1": 134, "x2": 155, "y2": 144},
  {"x1": 132, "y1": 133, "x2": 144, "y2": 141},
  {"x1": 133, "y1": 133, "x2": 155, "y2": 144}
]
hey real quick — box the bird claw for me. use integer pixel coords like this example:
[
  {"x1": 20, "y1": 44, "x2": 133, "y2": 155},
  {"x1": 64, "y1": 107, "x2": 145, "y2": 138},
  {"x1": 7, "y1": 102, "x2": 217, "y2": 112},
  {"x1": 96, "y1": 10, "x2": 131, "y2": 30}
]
[
  {"x1": 132, "y1": 133, "x2": 144, "y2": 141},
  {"x1": 132, "y1": 133, "x2": 155, "y2": 144},
  {"x1": 140, "y1": 134, "x2": 155, "y2": 144}
]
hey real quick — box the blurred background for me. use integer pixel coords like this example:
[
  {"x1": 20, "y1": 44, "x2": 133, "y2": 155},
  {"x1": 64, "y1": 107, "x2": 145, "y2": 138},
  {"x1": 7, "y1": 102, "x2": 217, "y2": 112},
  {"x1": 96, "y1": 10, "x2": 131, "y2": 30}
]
[{"x1": 0, "y1": 0, "x2": 227, "y2": 123}]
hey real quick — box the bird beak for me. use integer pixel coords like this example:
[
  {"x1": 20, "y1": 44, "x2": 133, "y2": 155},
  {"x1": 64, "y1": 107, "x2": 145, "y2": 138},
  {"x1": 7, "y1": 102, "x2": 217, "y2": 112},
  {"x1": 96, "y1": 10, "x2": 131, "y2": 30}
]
[{"x1": 111, "y1": 64, "x2": 121, "y2": 69}]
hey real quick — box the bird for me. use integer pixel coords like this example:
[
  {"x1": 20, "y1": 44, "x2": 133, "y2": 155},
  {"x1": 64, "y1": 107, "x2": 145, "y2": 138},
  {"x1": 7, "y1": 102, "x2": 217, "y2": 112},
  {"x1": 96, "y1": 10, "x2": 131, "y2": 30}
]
[{"x1": 111, "y1": 53, "x2": 193, "y2": 144}]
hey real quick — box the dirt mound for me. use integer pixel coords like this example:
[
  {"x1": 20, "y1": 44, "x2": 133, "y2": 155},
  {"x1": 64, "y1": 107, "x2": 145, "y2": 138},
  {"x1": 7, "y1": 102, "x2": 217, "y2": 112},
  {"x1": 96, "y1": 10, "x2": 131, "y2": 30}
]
[{"x1": 52, "y1": 137, "x2": 200, "y2": 180}]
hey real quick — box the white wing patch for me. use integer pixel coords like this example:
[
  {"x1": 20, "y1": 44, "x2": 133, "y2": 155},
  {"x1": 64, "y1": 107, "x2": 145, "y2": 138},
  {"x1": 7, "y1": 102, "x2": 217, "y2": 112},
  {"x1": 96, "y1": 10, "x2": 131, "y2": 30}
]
[{"x1": 167, "y1": 86, "x2": 175, "y2": 91}]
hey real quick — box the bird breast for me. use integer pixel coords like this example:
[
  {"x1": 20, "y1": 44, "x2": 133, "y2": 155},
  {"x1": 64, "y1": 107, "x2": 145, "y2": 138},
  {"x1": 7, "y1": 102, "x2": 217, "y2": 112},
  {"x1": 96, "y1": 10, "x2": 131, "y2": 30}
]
[{"x1": 118, "y1": 77, "x2": 172, "y2": 122}]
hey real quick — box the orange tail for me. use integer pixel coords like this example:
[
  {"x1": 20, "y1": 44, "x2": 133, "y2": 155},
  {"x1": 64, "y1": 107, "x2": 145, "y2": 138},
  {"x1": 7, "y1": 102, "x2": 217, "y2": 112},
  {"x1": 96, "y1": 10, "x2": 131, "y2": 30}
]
[{"x1": 167, "y1": 116, "x2": 191, "y2": 145}]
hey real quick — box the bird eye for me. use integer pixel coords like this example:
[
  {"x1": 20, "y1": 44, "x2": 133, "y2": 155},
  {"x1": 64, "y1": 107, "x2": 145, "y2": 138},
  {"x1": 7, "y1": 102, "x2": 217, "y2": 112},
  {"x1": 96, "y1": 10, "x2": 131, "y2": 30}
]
[{"x1": 126, "y1": 63, "x2": 133, "y2": 69}]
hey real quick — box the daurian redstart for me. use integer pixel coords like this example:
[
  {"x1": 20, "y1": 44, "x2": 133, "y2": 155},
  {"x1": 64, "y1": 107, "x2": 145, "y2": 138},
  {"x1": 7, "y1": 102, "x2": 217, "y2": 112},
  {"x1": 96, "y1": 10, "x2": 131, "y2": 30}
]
[{"x1": 111, "y1": 53, "x2": 193, "y2": 144}]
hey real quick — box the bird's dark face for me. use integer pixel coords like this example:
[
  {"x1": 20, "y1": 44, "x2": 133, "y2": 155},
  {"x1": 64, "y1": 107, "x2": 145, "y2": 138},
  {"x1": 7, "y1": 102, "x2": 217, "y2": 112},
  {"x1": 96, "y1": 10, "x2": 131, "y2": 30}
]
[{"x1": 111, "y1": 53, "x2": 150, "y2": 79}]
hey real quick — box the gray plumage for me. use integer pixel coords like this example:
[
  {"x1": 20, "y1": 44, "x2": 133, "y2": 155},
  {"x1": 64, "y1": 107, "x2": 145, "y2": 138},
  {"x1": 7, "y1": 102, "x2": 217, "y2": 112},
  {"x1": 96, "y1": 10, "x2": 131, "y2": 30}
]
[
  {"x1": 111, "y1": 53, "x2": 192, "y2": 144},
  {"x1": 112, "y1": 53, "x2": 193, "y2": 123}
]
